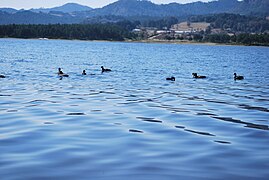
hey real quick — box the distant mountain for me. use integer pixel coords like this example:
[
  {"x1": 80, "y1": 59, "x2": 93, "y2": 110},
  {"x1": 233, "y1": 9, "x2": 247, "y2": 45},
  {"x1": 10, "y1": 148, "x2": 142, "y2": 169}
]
[
  {"x1": 87, "y1": 0, "x2": 239, "y2": 17},
  {"x1": 90, "y1": 0, "x2": 162, "y2": 17},
  {"x1": 0, "y1": 8, "x2": 18, "y2": 14},
  {"x1": 87, "y1": 0, "x2": 268, "y2": 17},
  {"x1": 30, "y1": 3, "x2": 92, "y2": 13},
  {"x1": 0, "y1": 10, "x2": 82, "y2": 25},
  {"x1": 0, "y1": 0, "x2": 268, "y2": 25}
]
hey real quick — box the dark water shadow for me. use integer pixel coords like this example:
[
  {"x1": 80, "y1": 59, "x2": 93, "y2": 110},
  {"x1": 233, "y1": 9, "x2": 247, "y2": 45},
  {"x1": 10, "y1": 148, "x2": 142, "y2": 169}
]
[
  {"x1": 44, "y1": 122, "x2": 54, "y2": 125},
  {"x1": 212, "y1": 116, "x2": 269, "y2": 131},
  {"x1": 238, "y1": 104, "x2": 269, "y2": 112},
  {"x1": 91, "y1": 110, "x2": 102, "y2": 112},
  {"x1": 129, "y1": 129, "x2": 144, "y2": 133},
  {"x1": 26, "y1": 99, "x2": 57, "y2": 104},
  {"x1": 137, "y1": 117, "x2": 162, "y2": 123},
  {"x1": 167, "y1": 107, "x2": 190, "y2": 113},
  {"x1": 185, "y1": 129, "x2": 215, "y2": 136},
  {"x1": 175, "y1": 125, "x2": 185, "y2": 129},
  {"x1": 214, "y1": 140, "x2": 231, "y2": 144},
  {"x1": 7, "y1": 110, "x2": 18, "y2": 112},
  {"x1": 175, "y1": 125, "x2": 215, "y2": 137},
  {"x1": 0, "y1": 94, "x2": 12, "y2": 97},
  {"x1": 66, "y1": 113, "x2": 86, "y2": 116},
  {"x1": 196, "y1": 112, "x2": 217, "y2": 116}
]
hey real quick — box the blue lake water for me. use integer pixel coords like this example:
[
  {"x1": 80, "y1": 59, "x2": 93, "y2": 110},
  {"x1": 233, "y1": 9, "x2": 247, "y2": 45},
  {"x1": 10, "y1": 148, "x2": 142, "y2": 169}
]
[{"x1": 0, "y1": 38, "x2": 269, "y2": 179}]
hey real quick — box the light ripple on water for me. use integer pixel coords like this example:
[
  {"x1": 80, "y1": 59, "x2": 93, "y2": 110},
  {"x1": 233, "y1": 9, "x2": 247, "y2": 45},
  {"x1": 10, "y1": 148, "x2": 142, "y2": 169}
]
[{"x1": 0, "y1": 39, "x2": 269, "y2": 179}]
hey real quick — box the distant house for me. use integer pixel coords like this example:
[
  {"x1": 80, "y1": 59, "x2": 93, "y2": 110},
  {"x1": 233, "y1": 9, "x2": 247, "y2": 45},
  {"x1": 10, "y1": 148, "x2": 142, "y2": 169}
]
[
  {"x1": 171, "y1": 22, "x2": 210, "y2": 33},
  {"x1": 211, "y1": 28, "x2": 225, "y2": 34},
  {"x1": 156, "y1": 30, "x2": 171, "y2": 34},
  {"x1": 132, "y1": 27, "x2": 157, "y2": 38},
  {"x1": 174, "y1": 30, "x2": 192, "y2": 34},
  {"x1": 132, "y1": 28, "x2": 141, "y2": 32}
]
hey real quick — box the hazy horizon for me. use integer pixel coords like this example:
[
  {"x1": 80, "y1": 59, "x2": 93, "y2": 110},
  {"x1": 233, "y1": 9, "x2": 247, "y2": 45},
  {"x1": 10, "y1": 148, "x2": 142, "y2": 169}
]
[{"x1": 0, "y1": 0, "x2": 211, "y2": 10}]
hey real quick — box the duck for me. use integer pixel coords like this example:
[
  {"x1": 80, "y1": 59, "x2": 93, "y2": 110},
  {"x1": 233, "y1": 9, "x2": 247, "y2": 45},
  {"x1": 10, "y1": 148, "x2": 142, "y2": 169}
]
[
  {"x1": 101, "y1": 66, "x2": 111, "y2": 72},
  {"x1": 192, "y1": 73, "x2": 206, "y2": 79},
  {"x1": 166, "y1": 76, "x2": 175, "y2": 81},
  {"x1": 58, "y1": 68, "x2": 63, "y2": 75},
  {"x1": 0, "y1": 75, "x2": 5, "y2": 78},
  {"x1": 58, "y1": 68, "x2": 69, "y2": 77},
  {"x1": 82, "y1": 70, "x2": 87, "y2": 75},
  {"x1": 234, "y1": 73, "x2": 244, "y2": 80}
]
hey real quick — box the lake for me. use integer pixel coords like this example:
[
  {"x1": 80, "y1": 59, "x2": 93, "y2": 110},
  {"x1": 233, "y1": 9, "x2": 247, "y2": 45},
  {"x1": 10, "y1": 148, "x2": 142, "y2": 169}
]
[{"x1": 0, "y1": 38, "x2": 269, "y2": 179}]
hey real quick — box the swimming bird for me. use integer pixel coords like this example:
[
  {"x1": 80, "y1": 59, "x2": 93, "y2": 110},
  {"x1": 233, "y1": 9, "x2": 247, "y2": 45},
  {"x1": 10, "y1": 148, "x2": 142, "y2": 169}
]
[
  {"x1": 82, "y1": 70, "x2": 87, "y2": 75},
  {"x1": 0, "y1": 75, "x2": 5, "y2": 78},
  {"x1": 58, "y1": 68, "x2": 63, "y2": 75},
  {"x1": 101, "y1": 66, "x2": 111, "y2": 72},
  {"x1": 58, "y1": 68, "x2": 69, "y2": 77},
  {"x1": 192, "y1": 73, "x2": 206, "y2": 79},
  {"x1": 234, "y1": 73, "x2": 244, "y2": 80},
  {"x1": 166, "y1": 76, "x2": 175, "y2": 81}
]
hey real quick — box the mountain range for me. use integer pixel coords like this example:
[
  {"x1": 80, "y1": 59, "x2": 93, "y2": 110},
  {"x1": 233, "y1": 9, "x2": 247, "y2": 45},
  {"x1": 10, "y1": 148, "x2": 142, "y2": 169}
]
[
  {"x1": 0, "y1": 0, "x2": 268, "y2": 25},
  {"x1": 30, "y1": 3, "x2": 92, "y2": 13}
]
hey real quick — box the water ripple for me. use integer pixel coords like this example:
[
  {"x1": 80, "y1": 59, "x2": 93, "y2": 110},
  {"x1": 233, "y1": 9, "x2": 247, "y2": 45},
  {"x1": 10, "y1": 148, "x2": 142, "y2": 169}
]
[{"x1": 1, "y1": 39, "x2": 269, "y2": 179}]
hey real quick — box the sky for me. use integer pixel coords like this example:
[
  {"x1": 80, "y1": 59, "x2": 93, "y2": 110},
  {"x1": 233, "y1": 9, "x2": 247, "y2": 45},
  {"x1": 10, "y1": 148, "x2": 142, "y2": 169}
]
[{"x1": 0, "y1": 0, "x2": 211, "y2": 9}]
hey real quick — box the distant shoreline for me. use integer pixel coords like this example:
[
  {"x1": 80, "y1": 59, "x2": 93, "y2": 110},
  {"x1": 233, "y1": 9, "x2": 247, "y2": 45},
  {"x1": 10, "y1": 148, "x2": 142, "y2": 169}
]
[
  {"x1": 128, "y1": 39, "x2": 222, "y2": 46},
  {"x1": 127, "y1": 39, "x2": 269, "y2": 47},
  {"x1": 1, "y1": 37, "x2": 268, "y2": 47}
]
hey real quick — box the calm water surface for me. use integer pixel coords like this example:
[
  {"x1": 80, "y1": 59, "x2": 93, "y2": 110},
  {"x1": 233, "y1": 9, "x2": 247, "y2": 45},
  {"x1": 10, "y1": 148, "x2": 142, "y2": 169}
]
[{"x1": 0, "y1": 38, "x2": 269, "y2": 179}]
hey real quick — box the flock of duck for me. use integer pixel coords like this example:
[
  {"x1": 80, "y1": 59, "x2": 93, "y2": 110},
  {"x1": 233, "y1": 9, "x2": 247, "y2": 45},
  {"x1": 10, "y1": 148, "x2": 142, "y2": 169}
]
[
  {"x1": 167, "y1": 73, "x2": 244, "y2": 81},
  {"x1": 57, "y1": 67, "x2": 244, "y2": 81},
  {"x1": 0, "y1": 66, "x2": 244, "y2": 81},
  {"x1": 57, "y1": 66, "x2": 111, "y2": 77}
]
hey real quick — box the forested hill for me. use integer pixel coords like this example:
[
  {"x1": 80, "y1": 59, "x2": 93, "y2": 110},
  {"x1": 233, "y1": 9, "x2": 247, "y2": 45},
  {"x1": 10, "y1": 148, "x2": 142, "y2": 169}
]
[
  {"x1": 90, "y1": 0, "x2": 238, "y2": 17},
  {"x1": 0, "y1": 0, "x2": 268, "y2": 25},
  {"x1": 188, "y1": 13, "x2": 269, "y2": 33},
  {"x1": 88, "y1": 0, "x2": 269, "y2": 17},
  {"x1": 235, "y1": 0, "x2": 269, "y2": 16}
]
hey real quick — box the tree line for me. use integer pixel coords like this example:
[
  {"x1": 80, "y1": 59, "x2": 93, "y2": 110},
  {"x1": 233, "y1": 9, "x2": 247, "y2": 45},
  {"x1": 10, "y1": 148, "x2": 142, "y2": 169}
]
[
  {"x1": 0, "y1": 24, "x2": 137, "y2": 41},
  {"x1": 189, "y1": 33, "x2": 268, "y2": 46}
]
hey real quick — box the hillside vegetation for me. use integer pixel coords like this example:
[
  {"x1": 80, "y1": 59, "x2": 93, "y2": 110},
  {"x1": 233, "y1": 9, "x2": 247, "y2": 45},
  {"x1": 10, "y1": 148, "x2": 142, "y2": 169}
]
[{"x1": 189, "y1": 13, "x2": 269, "y2": 33}]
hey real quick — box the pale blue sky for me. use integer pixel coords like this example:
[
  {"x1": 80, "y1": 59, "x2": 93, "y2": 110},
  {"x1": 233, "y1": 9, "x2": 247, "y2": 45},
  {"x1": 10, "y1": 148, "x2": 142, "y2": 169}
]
[{"x1": 0, "y1": 0, "x2": 211, "y2": 9}]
